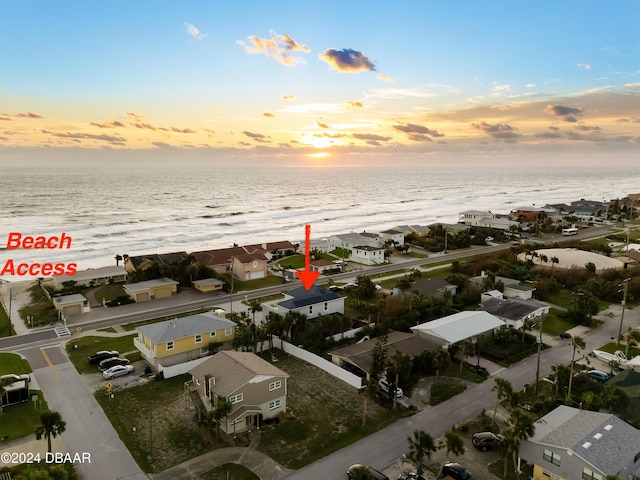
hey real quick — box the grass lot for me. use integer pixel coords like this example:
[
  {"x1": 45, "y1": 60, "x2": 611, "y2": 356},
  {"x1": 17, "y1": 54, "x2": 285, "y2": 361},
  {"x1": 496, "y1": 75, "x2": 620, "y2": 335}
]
[
  {"x1": 18, "y1": 284, "x2": 58, "y2": 326},
  {"x1": 276, "y1": 254, "x2": 305, "y2": 269},
  {"x1": 430, "y1": 384, "x2": 466, "y2": 405},
  {"x1": 540, "y1": 308, "x2": 576, "y2": 336},
  {"x1": 0, "y1": 352, "x2": 33, "y2": 375},
  {"x1": 257, "y1": 354, "x2": 411, "y2": 469},
  {"x1": 66, "y1": 335, "x2": 138, "y2": 374},
  {"x1": 92, "y1": 284, "x2": 125, "y2": 304},
  {"x1": 95, "y1": 374, "x2": 210, "y2": 473},
  {"x1": 221, "y1": 274, "x2": 285, "y2": 292},
  {"x1": 197, "y1": 464, "x2": 259, "y2": 480},
  {"x1": 0, "y1": 390, "x2": 49, "y2": 441},
  {"x1": 0, "y1": 302, "x2": 14, "y2": 337}
]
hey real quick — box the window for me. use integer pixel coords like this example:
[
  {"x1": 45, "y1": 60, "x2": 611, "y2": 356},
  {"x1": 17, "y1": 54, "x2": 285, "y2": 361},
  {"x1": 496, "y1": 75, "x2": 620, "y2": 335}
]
[
  {"x1": 309, "y1": 305, "x2": 313, "y2": 314},
  {"x1": 210, "y1": 331, "x2": 216, "y2": 337},
  {"x1": 269, "y1": 399, "x2": 281, "y2": 410},
  {"x1": 228, "y1": 393, "x2": 243, "y2": 404},
  {"x1": 166, "y1": 341, "x2": 174, "y2": 351},
  {"x1": 225, "y1": 327, "x2": 233, "y2": 336},
  {"x1": 269, "y1": 380, "x2": 282, "y2": 391},
  {"x1": 195, "y1": 334, "x2": 202, "y2": 343},
  {"x1": 543, "y1": 449, "x2": 561, "y2": 466},
  {"x1": 200, "y1": 347, "x2": 209, "y2": 355},
  {"x1": 324, "y1": 302, "x2": 328, "y2": 311},
  {"x1": 582, "y1": 468, "x2": 603, "y2": 480}
]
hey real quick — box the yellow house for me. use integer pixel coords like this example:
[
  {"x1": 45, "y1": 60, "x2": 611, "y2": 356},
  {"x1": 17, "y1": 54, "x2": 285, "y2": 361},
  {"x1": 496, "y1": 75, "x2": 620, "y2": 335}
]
[
  {"x1": 192, "y1": 277, "x2": 225, "y2": 293},
  {"x1": 123, "y1": 277, "x2": 179, "y2": 302},
  {"x1": 52, "y1": 293, "x2": 89, "y2": 318},
  {"x1": 134, "y1": 311, "x2": 236, "y2": 371}
]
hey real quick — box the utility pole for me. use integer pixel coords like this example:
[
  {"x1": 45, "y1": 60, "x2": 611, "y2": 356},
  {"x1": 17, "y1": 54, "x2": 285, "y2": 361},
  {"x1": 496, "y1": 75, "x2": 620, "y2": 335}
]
[
  {"x1": 8, "y1": 287, "x2": 12, "y2": 336},
  {"x1": 534, "y1": 314, "x2": 544, "y2": 394},
  {"x1": 617, "y1": 278, "x2": 630, "y2": 350}
]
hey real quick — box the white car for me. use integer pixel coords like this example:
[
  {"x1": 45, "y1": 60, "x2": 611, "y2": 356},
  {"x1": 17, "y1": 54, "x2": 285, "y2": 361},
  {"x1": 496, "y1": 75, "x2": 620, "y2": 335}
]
[
  {"x1": 102, "y1": 364, "x2": 134, "y2": 380},
  {"x1": 378, "y1": 377, "x2": 403, "y2": 398}
]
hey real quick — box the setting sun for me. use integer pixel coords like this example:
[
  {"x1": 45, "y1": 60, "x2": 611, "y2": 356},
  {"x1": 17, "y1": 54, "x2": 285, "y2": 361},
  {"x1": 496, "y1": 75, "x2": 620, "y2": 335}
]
[{"x1": 307, "y1": 152, "x2": 330, "y2": 159}]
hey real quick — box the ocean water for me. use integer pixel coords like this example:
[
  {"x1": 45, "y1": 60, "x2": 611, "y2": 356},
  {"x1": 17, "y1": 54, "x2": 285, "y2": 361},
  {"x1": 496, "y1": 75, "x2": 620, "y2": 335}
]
[{"x1": 1, "y1": 163, "x2": 639, "y2": 279}]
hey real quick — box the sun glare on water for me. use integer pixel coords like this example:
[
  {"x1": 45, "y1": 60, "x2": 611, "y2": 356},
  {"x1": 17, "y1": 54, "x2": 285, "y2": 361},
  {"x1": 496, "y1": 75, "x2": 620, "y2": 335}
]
[{"x1": 307, "y1": 152, "x2": 330, "y2": 159}]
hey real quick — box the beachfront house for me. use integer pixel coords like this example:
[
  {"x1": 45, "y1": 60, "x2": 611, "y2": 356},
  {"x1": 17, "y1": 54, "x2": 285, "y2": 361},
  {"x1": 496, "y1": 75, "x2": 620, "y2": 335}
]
[
  {"x1": 53, "y1": 265, "x2": 127, "y2": 290},
  {"x1": 519, "y1": 405, "x2": 640, "y2": 480},
  {"x1": 123, "y1": 277, "x2": 179, "y2": 302},
  {"x1": 351, "y1": 245, "x2": 386, "y2": 265},
  {"x1": 192, "y1": 245, "x2": 268, "y2": 280},
  {"x1": 124, "y1": 252, "x2": 188, "y2": 274},
  {"x1": 188, "y1": 351, "x2": 289, "y2": 434},
  {"x1": 379, "y1": 229, "x2": 405, "y2": 246},
  {"x1": 52, "y1": 293, "x2": 90, "y2": 318},
  {"x1": 458, "y1": 210, "x2": 518, "y2": 231},
  {"x1": 134, "y1": 311, "x2": 237, "y2": 374}
]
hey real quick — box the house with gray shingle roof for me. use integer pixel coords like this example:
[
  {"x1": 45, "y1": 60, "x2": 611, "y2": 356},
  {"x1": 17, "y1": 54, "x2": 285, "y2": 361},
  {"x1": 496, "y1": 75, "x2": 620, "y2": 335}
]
[
  {"x1": 478, "y1": 297, "x2": 549, "y2": 329},
  {"x1": 134, "y1": 311, "x2": 236, "y2": 371},
  {"x1": 188, "y1": 351, "x2": 289, "y2": 434},
  {"x1": 519, "y1": 405, "x2": 640, "y2": 479}
]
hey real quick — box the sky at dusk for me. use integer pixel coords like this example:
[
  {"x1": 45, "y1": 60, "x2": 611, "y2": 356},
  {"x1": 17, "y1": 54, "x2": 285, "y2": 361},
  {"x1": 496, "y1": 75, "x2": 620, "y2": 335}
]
[{"x1": 1, "y1": 1, "x2": 640, "y2": 166}]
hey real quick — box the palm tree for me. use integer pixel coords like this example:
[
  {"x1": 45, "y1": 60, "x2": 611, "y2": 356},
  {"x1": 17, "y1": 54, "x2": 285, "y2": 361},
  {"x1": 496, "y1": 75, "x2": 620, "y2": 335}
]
[
  {"x1": 566, "y1": 335, "x2": 586, "y2": 403},
  {"x1": 551, "y1": 256, "x2": 559, "y2": 269},
  {"x1": 348, "y1": 465, "x2": 374, "y2": 480},
  {"x1": 389, "y1": 350, "x2": 411, "y2": 409},
  {"x1": 520, "y1": 317, "x2": 537, "y2": 343},
  {"x1": 492, "y1": 377, "x2": 513, "y2": 425},
  {"x1": 501, "y1": 409, "x2": 535, "y2": 479},
  {"x1": 431, "y1": 348, "x2": 450, "y2": 386},
  {"x1": 360, "y1": 379, "x2": 379, "y2": 427},
  {"x1": 248, "y1": 299, "x2": 262, "y2": 326},
  {"x1": 406, "y1": 429, "x2": 437, "y2": 476},
  {"x1": 209, "y1": 397, "x2": 233, "y2": 441},
  {"x1": 459, "y1": 339, "x2": 476, "y2": 375},
  {"x1": 438, "y1": 431, "x2": 465, "y2": 477},
  {"x1": 35, "y1": 411, "x2": 66, "y2": 453}
]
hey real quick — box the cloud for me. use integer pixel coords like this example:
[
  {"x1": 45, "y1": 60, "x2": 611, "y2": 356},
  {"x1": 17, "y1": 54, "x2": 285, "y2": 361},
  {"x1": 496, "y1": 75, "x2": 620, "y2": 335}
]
[
  {"x1": 170, "y1": 126, "x2": 196, "y2": 133},
  {"x1": 365, "y1": 87, "x2": 440, "y2": 100},
  {"x1": 392, "y1": 123, "x2": 444, "y2": 142},
  {"x1": 318, "y1": 48, "x2": 376, "y2": 73},
  {"x1": 282, "y1": 94, "x2": 295, "y2": 100},
  {"x1": 42, "y1": 130, "x2": 126, "y2": 143},
  {"x1": 346, "y1": 101, "x2": 364, "y2": 110},
  {"x1": 544, "y1": 104, "x2": 585, "y2": 121},
  {"x1": 90, "y1": 121, "x2": 125, "y2": 128},
  {"x1": 535, "y1": 130, "x2": 562, "y2": 139},
  {"x1": 0, "y1": 115, "x2": 13, "y2": 121},
  {"x1": 574, "y1": 124, "x2": 601, "y2": 132},
  {"x1": 490, "y1": 104, "x2": 511, "y2": 111},
  {"x1": 352, "y1": 133, "x2": 391, "y2": 142},
  {"x1": 126, "y1": 112, "x2": 145, "y2": 121},
  {"x1": 577, "y1": 63, "x2": 591, "y2": 70},
  {"x1": 377, "y1": 74, "x2": 394, "y2": 83},
  {"x1": 151, "y1": 141, "x2": 175, "y2": 149},
  {"x1": 132, "y1": 122, "x2": 160, "y2": 131},
  {"x1": 185, "y1": 22, "x2": 206, "y2": 40},
  {"x1": 471, "y1": 121, "x2": 520, "y2": 142},
  {"x1": 237, "y1": 31, "x2": 309, "y2": 67},
  {"x1": 316, "y1": 121, "x2": 329, "y2": 129},
  {"x1": 14, "y1": 112, "x2": 43, "y2": 119},
  {"x1": 314, "y1": 132, "x2": 346, "y2": 138},
  {"x1": 243, "y1": 131, "x2": 269, "y2": 143},
  {"x1": 263, "y1": 112, "x2": 275, "y2": 118},
  {"x1": 618, "y1": 117, "x2": 640, "y2": 123}
]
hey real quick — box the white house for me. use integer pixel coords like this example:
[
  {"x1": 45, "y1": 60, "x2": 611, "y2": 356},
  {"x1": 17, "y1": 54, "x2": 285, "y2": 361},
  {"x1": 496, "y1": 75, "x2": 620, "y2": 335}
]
[
  {"x1": 53, "y1": 265, "x2": 127, "y2": 289},
  {"x1": 328, "y1": 232, "x2": 382, "y2": 252},
  {"x1": 351, "y1": 245, "x2": 385, "y2": 266},
  {"x1": 379, "y1": 229, "x2": 405, "y2": 247},
  {"x1": 411, "y1": 311, "x2": 504, "y2": 346},
  {"x1": 458, "y1": 210, "x2": 518, "y2": 231},
  {"x1": 263, "y1": 285, "x2": 344, "y2": 319}
]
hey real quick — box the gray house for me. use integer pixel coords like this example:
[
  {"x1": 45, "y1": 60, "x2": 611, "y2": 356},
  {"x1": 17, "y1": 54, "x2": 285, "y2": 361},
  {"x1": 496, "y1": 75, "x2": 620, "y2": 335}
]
[{"x1": 519, "y1": 405, "x2": 640, "y2": 480}]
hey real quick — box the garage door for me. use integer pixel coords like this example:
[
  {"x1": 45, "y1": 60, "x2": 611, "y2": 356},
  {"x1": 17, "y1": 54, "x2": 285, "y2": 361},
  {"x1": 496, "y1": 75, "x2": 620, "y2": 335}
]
[
  {"x1": 63, "y1": 305, "x2": 82, "y2": 316},
  {"x1": 136, "y1": 292, "x2": 150, "y2": 302},
  {"x1": 249, "y1": 271, "x2": 265, "y2": 280},
  {"x1": 154, "y1": 286, "x2": 173, "y2": 298}
]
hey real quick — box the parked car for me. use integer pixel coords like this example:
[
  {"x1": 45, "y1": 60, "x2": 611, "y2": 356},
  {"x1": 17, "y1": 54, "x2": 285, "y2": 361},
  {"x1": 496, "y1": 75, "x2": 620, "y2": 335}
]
[
  {"x1": 586, "y1": 370, "x2": 610, "y2": 383},
  {"x1": 558, "y1": 332, "x2": 572, "y2": 339},
  {"x1": 102, "y1": 364, "x2": 134, "y2": 380},
  {"x1": 472, "y1": 431, "x2": 503, "y2": 451},
  {"x1": 1, "y1": 373, "x2": 30, "y2": 384},
  {"x1": 442, "y1": 462, "x2": 474, "y2": 480},
  {"x1": 89, "y1": 350, "x2": 119, "y2": 364},
  {"x1": 98, "y1": 357, "x2": 131, "y2": 371},
  {"x1": 347, "y1": 464, "x2": 389, "y2": 480},
  {"x1": 398, "y1": 473, "x2": 427, "y2": 480},
  {"x1": 474, "y1": 365, "x2": 489, "y2": 377},
  {"x1": 378, "y1": 377, "x2": 403, "y2": 398}
]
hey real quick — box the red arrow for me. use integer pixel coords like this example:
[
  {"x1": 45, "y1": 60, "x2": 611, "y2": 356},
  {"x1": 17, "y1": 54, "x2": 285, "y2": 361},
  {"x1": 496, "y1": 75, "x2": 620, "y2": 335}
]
[{"x1": 296, "y1": 224, "x2": 320, "y2": 291}]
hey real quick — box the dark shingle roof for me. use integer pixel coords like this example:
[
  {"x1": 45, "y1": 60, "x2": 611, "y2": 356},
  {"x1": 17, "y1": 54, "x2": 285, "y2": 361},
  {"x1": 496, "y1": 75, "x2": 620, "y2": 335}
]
[
  {"x1": 278, "y1": 286, "x2": 342, "y2": 309},
  {"x1": 478, "y1": 297, "x2": 545, "y2": 320}
]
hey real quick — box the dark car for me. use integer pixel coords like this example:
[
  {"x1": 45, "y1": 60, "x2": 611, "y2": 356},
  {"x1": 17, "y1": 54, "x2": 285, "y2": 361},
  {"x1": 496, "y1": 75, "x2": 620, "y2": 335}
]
[
  {"x1": 88, "y1": 350, "x2": 119, "y2": 364},
  {"x1": 472, "y1": 431, "x2": 502, "y2": 451},
  {"x1": 586, "y1": 370, "x2": 610, "y2": 383},
  {"x1": 474, "y1": 365, "x2": 489, "y2": 377},
  {"x1": 442, "y1": 462, "x2": 473, "y2": 480},
  {"x1": 558, "y1": 332, "x2": 572, "y2": 339},
  {"x1": 347, "y1": 464, "x2": 389, "y2": 480},
  {"x1": 98, "y1": 357, "x2": 131, "y2": 371}
]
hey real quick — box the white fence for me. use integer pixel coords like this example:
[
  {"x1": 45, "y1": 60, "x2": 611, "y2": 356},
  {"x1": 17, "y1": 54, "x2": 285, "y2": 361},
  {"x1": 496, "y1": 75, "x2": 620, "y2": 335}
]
[
  {"x1": 159, "y1": 356, "x2": 210, "y2": 379},
  {"x1": 276, "y1": 337, "x2": 363, "y2": 389}
]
